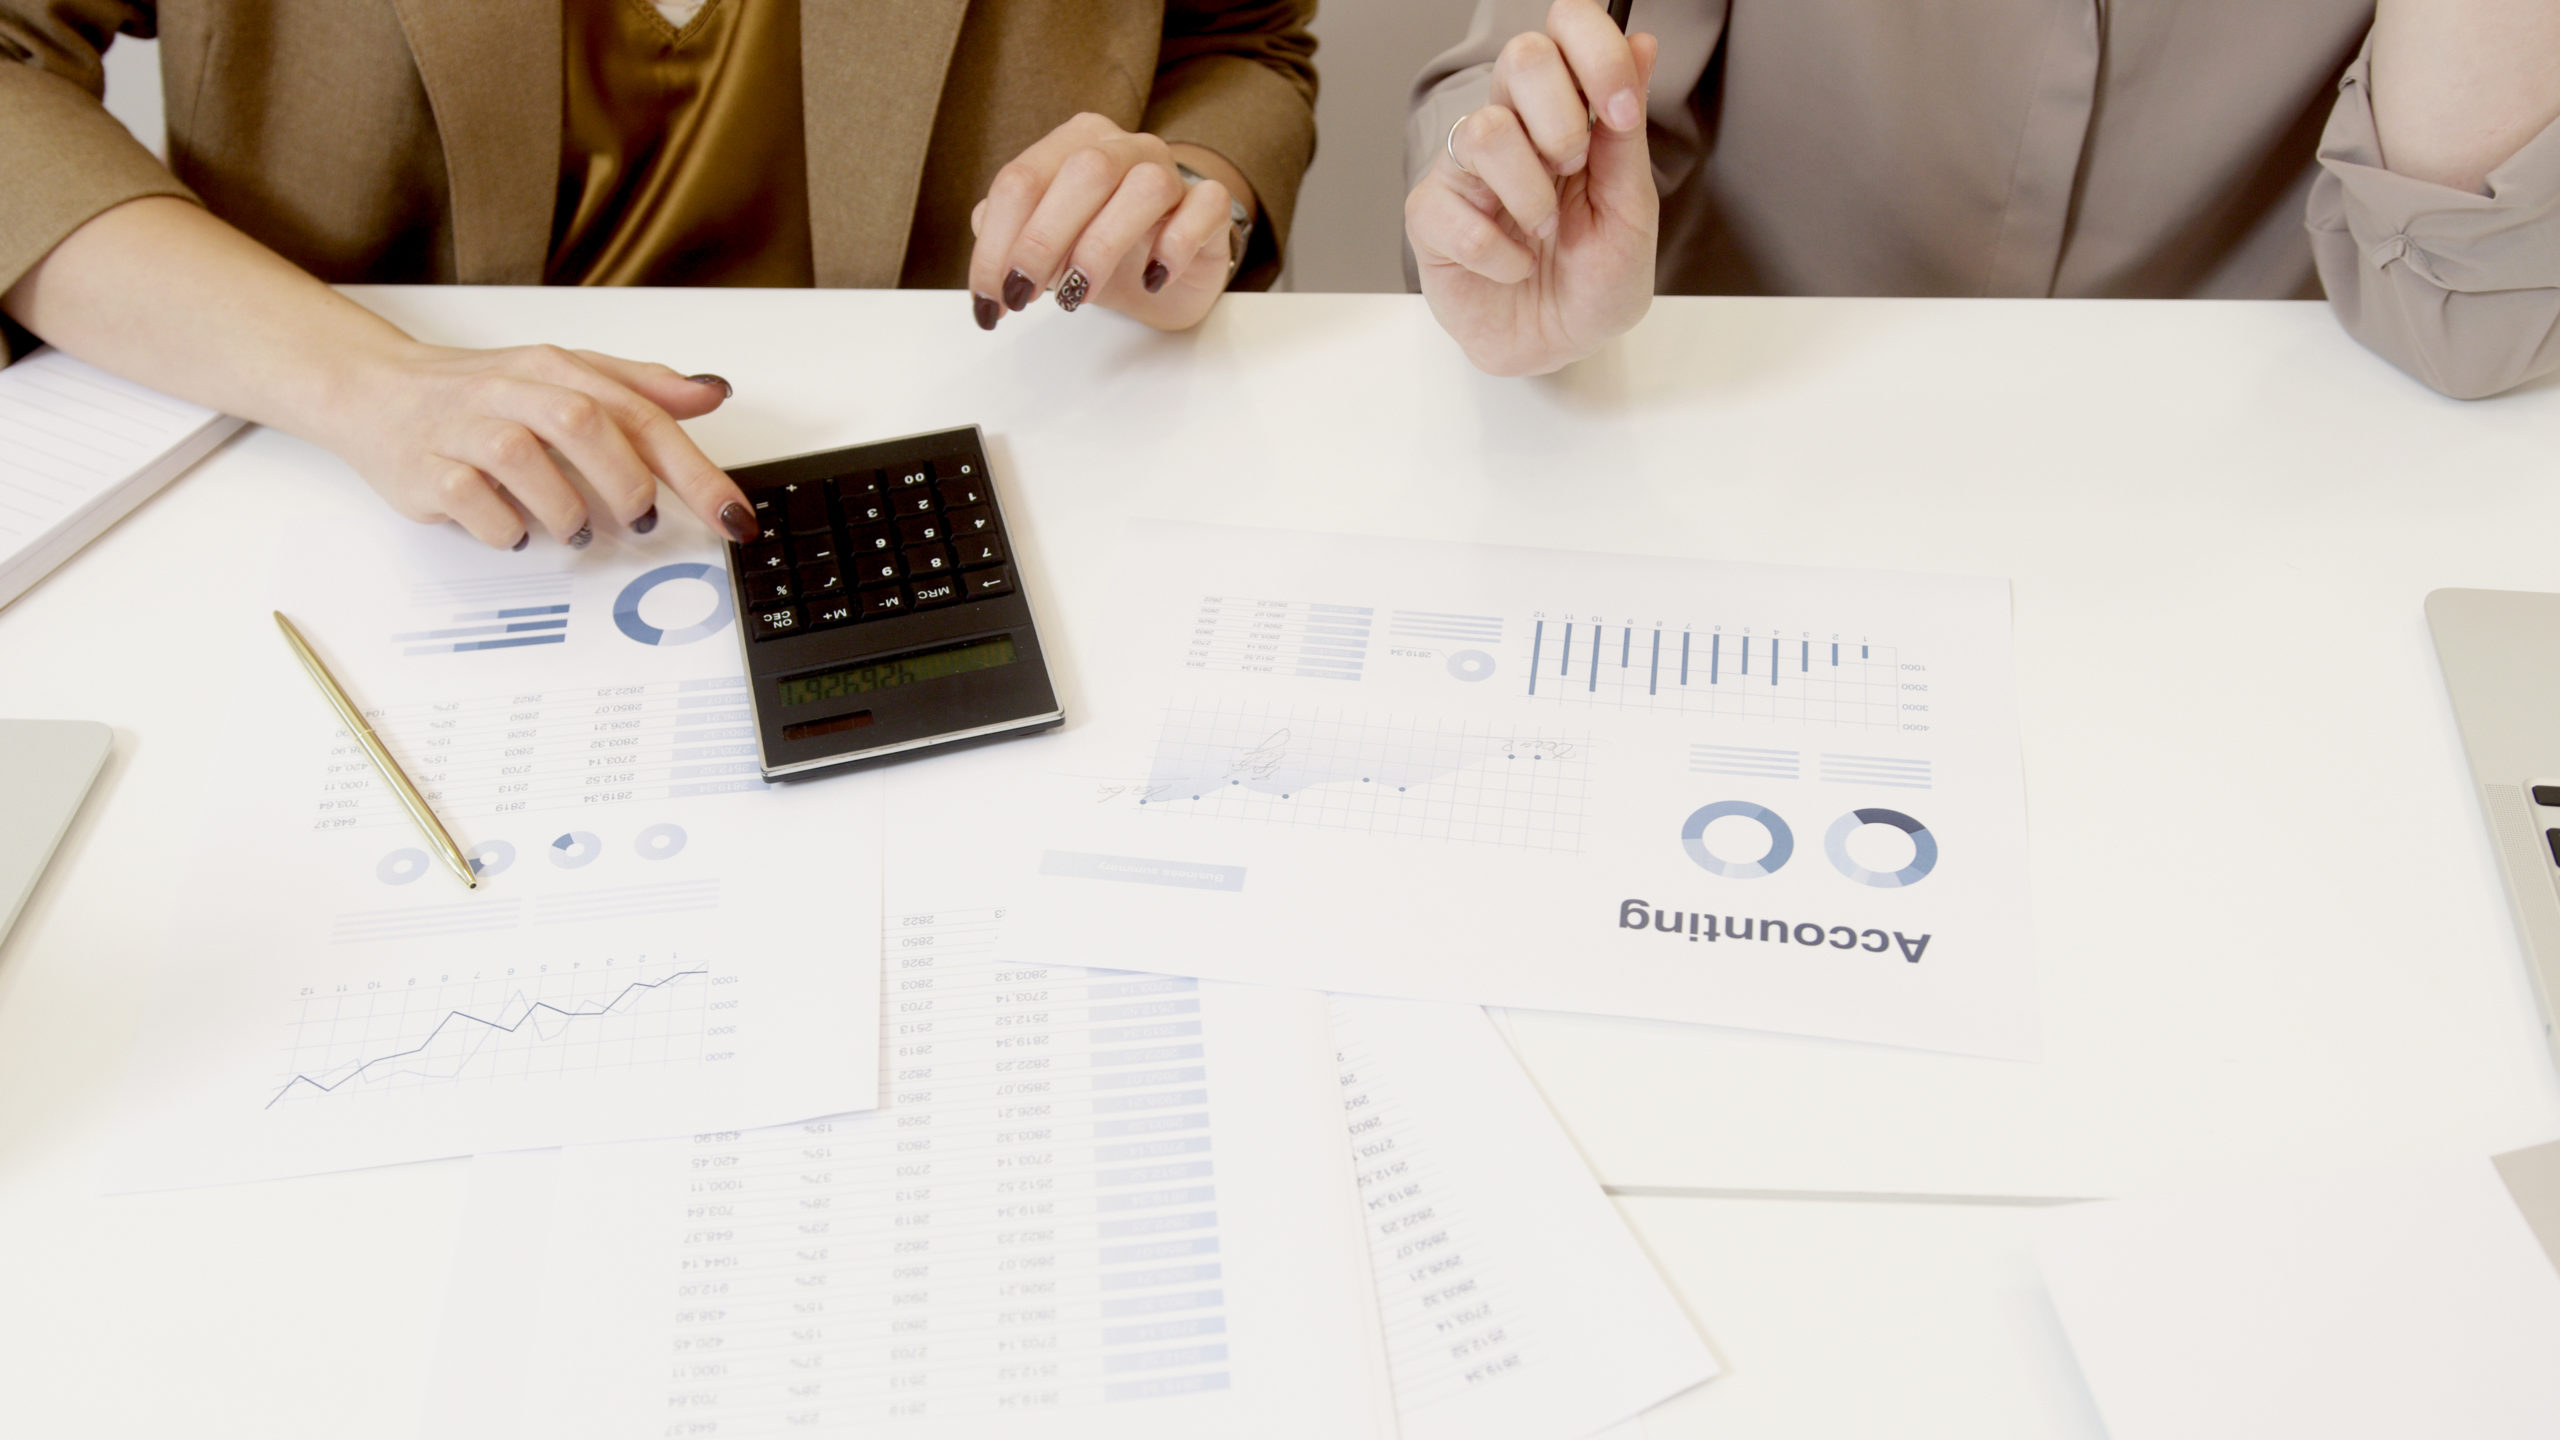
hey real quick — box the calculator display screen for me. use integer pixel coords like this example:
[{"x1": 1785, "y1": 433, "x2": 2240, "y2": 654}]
[{"x1": 778, "y1": 635, "x2": 1018, "y2": 707}]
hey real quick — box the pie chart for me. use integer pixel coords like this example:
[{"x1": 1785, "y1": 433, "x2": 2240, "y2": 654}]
[
  {"x1": 614, "y1": 563, "x2": 734, "y2": 646},
  {"x1": 548, "y1": 831, "x2": 602, "y2": 869}
]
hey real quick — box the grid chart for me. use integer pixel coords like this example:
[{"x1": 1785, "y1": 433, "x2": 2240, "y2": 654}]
[
  {"x1": 269, "y1": 958, "x2": 712, "y2": 1107},
  {"x1": 395, "y1": 571, "x2": 575, "y2": 655},
  {"x1": 637, "y1": 910, "x2": 1238, "y2": 1428},
  {"x1": 1138, "y1": 699, "x2": 1590, "y2": 854},
  {"x1": 308, "y1": 676, "x2": 760, "y2": 831},
  {"x1": 1333, "y1": 1000, "x2": 1532, "y2": 1417},
  {"x1": 1525, "y1": 621, "x2": 1906, "y2": 729},
  {"x1": 1184, "y1": 596, "x2": 1373, "y2": 681}
]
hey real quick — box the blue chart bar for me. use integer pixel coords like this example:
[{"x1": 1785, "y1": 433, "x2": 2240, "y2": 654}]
[
  {"x1": 1771, "y1": 642, "x2": 1780, "y2": 686},
  {"x1": 1587, "y1": 626, "x2": 1600, "y2": 691},
  {"x1": 1648, "y1": 629, "x2": 1661, "y2": 695},
  {"x1": 1620, "y1": 628, "x2": 1631, "y2": 668},
  {"x1": 1560, "y1": 624, "x2": 1574, "y2": 677},
  {"x1": 1800, "y1": 640, "x2": 1809, "y2": 672},
  {"x1": 1527, "y1": 620, "x2": 1544, "y2": 696},
  {"x1": 1831, "y1": 642, "x2": 1839, "y2": 666},
  {"x1": 1741, "y1": 636, "x2": 1750, "y2": 677},
  {"x1": 1680, "y1": 632, "x2": 1691, "y2": 684},
  {"x1": 456, "y1": 603, "x2": 572, "y2": 622},
  {"x1": 1862, "y1": 643, "x2": 1870, "y2": 658},
  {"x1": 395, "y1": 618, "x2": 568, "y2": 642},
  {"x1": 1711, "y1": 633, "x2": 1721, "y2": 684},
  {"x1": 446, "y1": 633, "x2": 567, "y2": 654}
]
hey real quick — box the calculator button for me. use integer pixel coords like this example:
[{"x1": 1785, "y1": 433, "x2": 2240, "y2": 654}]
[
  {"x1": 797, "y1": 534, "x2": 838, "y2": 566},
  {"x1": 742, "y1": 541, "x2": 791, "y2": 572},
  {"x1": 807, "y1": 597, "x2": 855, "y2": 629},
  {"x1": 962, "y1": 565, "x2": 1016, "y2": 600},
  {"x1": 834, "y1": 470, "x2": 882, "y2": 501},
  {"x1": 797, "y1": 561, "x2": 845, "y2": 598},
  {"x1": 954, "y1": 534, "x2": 1005, "y2": 569},
  {"x1": 851, "y1": 524, "x2": 898, "y2": 554},
  {"x1": 896, "y1": 514, "x2": 946, "y2": 545},
  {"x1": 896, "y1": 488, "x2": 938, "y2": 516},
  {"x1": 845, "y1": 494, "x2": 892, "y2": 526},
  {"x1": 946, "y1": 505, "x2": 996, "y2": 537},
  {"x1": 747, "y1": 572, "x2": 795, "y2": 605},
  {"x1": 750, "y1": 604, "x2": 802, "y2": 640},
  {"x1": 889, "y1": 463, "x2": 934, "y2": 489},
  {"x1": 783, "y1": 482, "x2": 830, "y2": 534},
  {"x1": 936, "y1": 478, "x2": 988, "y2": 509},
  {"x1": 903, "y1": 543, "x2": 954, "y2": 577},
  {"x1": 858, "y1": 587, "x2": 911, "y2": 620},
  {"x1": 852, "y1": 552, "x2": 904, "y2": 587},
  {"x1": 926, "y1": 454, "x2": 979, "y2": 484},
  {"x1": 909, "y1": 576, "x2": 962, "y2": 608}
]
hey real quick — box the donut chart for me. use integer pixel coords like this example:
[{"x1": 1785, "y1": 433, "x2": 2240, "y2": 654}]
[
  {"x1": 635, "y1": 822, "x2": 689, "y2": 861},
  {"x1": 1824, "y1": 807, "x2": 1939, "y2": 888},
  {"x1": 465, "y1": 839, "x2": 517, "y2": 880},
  {"x1": 376, "y1": 848, "x2": 429, "y2": 885},
  {"x1": 548, "y1": 830, "x2": 602, "y2": 869},
  {"x1": 613, "y1": 563, "x2": 734, "y2": 646},
  {"x1": 1679, "y1": 801, "x2": 1794, "y2": 879},
  {"x1": 1445, "y1": 649, "x2": 1497, "y2": 682}
]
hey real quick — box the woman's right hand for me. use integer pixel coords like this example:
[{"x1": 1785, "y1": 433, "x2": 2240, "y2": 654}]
[
  {"x1": 320, "y1": 339, "x2": 757, "y2": 550},
  {"x1": 1405, "y1": 0, "x2": 1661, "y2": 377}
]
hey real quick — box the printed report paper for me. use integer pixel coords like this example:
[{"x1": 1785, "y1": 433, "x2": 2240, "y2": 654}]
[
  {"x1": 106, "y1": 521, "x2": 881, "y2": 1190},
  {"x1": 927, "y1": 522, "x2": 2037, "y2": 1059},
  {"x1": 424, "y1": 907, "x2": 1397, "y2": 1440}
]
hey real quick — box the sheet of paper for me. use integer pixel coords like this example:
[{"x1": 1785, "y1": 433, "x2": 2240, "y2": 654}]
[
  {"x1": 1333, "y1": 996, "x2": 1716, "y2": 1439},
  {"x1": 423, "y1": 906, "x2": 1397, "y2": 1439},
  {"x1": 2032, "y1": 1153, "x2": 2560, "y2": 1440},
  {"x1": 0, "y1": 346, "x2": 243, "y2": 608},
  {"x1": 104, "y1": 521, "x2": 880, "y2": 1190},
  {"x1": 908, "y1": 521, "x2": 2035, "y2": 1059}
]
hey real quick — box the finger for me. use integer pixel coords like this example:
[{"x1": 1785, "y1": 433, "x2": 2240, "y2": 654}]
[
  {"x1": 1068, "y1": 162, "x2": 1186, "y2": 299},
  {"x1": 457, "y1": 418, "x2": 587, "y2": 546},
  {"x1": 1014, "y1": 139, "x2": 1149, "y2": 308},
  {"x1": 1544, "y1": 0, "x2": 1644, "y2": 132},
  {"x1": 1585, "y1": 30, "x2": 1661, "y2": 218},
  {"x1": 524, "y1": 351, "x2": 752, "y2": 542},
  {"x1": 1489, "y1": 29, "x2": 1593, "y2": 175},
  {"x1": 1150, "y1": 177, "x2": 1239, "y2": 292},
  {"x1": 1452, "y1": 105, "x2": 1564, "y2": 242},
  {"x1": 1405, "y1": 179, "x2": 1536, "y2": 284},
  {"x1": 423, "y1": 458, "x2": 530, "y2": 550},
  {"x1": 480, "y1": 374, "x2": 659, "y2": 530}
]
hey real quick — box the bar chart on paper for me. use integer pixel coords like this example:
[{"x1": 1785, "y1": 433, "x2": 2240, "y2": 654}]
[{"x1": 1522, "y1": 619, "x2": 1910, "y2": 729}]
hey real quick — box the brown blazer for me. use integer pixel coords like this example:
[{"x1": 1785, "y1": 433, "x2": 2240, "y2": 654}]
[{"x1": 0, "y1": 0, "x2": 1317, "y2": 332}]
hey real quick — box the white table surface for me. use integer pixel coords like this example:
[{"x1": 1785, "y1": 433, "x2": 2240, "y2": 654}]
[{"x1": 2, "y1": 287, "x2": 2555, "y2": 1436}]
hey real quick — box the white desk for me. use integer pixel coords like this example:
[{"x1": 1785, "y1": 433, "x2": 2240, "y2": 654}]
[{"x1": 2, "y1": 289, "x2": 2554, "y2": 1437}]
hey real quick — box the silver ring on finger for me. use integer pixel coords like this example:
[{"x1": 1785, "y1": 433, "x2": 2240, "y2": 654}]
[{"x1": 1446, "y1": 114, "x2": 1475, "y2": 176}]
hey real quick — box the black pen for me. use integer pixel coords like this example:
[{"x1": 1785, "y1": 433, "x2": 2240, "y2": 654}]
[{"x1": 1607, "y1": 0, "x2": 1632, "y2": 28}]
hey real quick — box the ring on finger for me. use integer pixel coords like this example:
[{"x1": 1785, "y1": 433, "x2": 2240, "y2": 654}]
[{"x1": 1446, "y1": 115, "x2": 1475, "y2": 176}]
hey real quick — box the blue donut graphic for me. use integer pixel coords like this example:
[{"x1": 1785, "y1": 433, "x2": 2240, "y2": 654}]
[
  {"x1": 1824, "y1": 808, "x2": 1939, "y2": 888},
  {"x1": 614, "y1": 563, "x2": 735, "y2": 646},
  {"x1": 1679, "y1": 801, "x2": 1794, "y2": 879}
]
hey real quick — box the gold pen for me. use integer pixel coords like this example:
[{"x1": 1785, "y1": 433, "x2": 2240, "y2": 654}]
[{"x1": 273, "y1": 611, "x2": 478, "y2": 890}]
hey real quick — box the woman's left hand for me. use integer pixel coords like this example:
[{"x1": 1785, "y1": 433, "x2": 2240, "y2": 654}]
[{"x1": 967, "y1": 112, "x2": 1252, "y2": 332}]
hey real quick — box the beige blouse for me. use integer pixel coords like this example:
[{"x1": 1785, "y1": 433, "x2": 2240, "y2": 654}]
[{"x1": 1409, "y1": 0, "x2": 2560, "y2": 398}]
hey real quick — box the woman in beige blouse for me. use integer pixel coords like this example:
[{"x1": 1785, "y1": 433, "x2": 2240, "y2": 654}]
[
  {"x1": 1405, "y1": 0, "x2": 2559, "y2": 398},
  {"x1": 0, "y1": 0, "x2": 1314, "y2": 549}
]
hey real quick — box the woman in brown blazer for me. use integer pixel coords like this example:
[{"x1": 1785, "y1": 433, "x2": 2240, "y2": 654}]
[{"x1": 0, "y1": 0, "x2": 1317, "y2": 549}]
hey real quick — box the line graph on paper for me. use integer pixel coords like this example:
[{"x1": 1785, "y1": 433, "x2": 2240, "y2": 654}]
[
  {"x1": 267, "y1": 960, "x2": 719, "y2": 1108},
  {"x1": 1518, "y1": 619, "x2": 1916, "y2": 730},
  {"x1": 1128, "y1": 698, "x2": 1593, "y2": 854}
]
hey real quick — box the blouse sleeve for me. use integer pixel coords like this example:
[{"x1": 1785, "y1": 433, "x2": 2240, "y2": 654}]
[
  {"x1": 1144, "y1": 0, "x2": 1319, "y2": 292},
  {"x1": 0, "y1": 0, "x2": 197, "y2": 359},
  {"x1": 2309, "y1": 37, "x2": 2560, "y2": 400}
]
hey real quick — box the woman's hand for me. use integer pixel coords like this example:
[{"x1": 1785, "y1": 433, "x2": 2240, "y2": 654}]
[
  {"x1": 320, "y1": 339, "x2": 756, "y2": 551},
  {"x1": 1406, "y1": 0, "x2": 1661, "y2": 377},
  {"x1": 967, "y1": 112, "x2": 1254, "y2": 333}
]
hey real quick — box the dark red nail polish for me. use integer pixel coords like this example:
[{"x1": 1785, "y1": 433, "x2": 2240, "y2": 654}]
[
  {"x1": 1056, "y1": 268, "x2": 1090, "y2": 312},
  {"x1": 1143, "y1": 259, "x2": 1169, "y2": 293},
  {"x1": 687, "y1": 373, "x2": 733, "y2": 398},
  {"x1": 632, "y1": 505, "x2": 658, "y2": 535},
  {"x1": 568, "y1": 523, "x2": 593, "y2": 550},
  {"x1": 718, "y1": 501, "x2": 758, "y2": 544},
  {"x1": 973, "y1": 293, "x2": 1002, "y2": 331},
  {"x1": 1002, "y1": 269, "x2": 1037, "y2": 311},
  {"x1": 511, "y1": 531, "x2": 530, "y2": 552}
]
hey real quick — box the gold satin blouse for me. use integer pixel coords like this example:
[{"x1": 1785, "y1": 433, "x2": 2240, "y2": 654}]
[{"x1": 547, "y1": 0, "x2": 812, "y2": 287}]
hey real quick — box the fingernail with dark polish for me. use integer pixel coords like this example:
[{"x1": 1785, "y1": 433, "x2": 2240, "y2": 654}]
[
  {"x1": 718, "y1": 501, "x2": 759, "y2": 544},
  {"x1": 1056, "y1": 268, "x2": 1090, "y2": 312},
  {"x1": 632, "y1": 505, "x2": 658, "y2": 535},
  {"x1": 1002, "y1": 269, "x2": 1037, "y2": 311},
  {"x1": 511, "y1": 531, "x2": 530, "y2": 552},
  {"x1": 973, "y1": 293, "x2": 1002, "y2": 331},
  {"x1": 1143, "y1": 259, "x2": 1170, "y2": 293},
  {"x1": 568, "y1": 524, "x2": 593, "y2": 550},
  {"x1": 687, "y1": 373, "x2": 733, "y2": 398}
]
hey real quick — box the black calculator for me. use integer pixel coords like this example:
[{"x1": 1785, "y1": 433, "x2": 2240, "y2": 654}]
[{"x1": 723, "y1": 426, "x2": 1063, "y2": 779}]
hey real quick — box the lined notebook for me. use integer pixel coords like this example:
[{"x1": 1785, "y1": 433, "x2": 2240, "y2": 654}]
[{"x1": 0, "y1": 346, "x2": 244, "y2": 610}]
